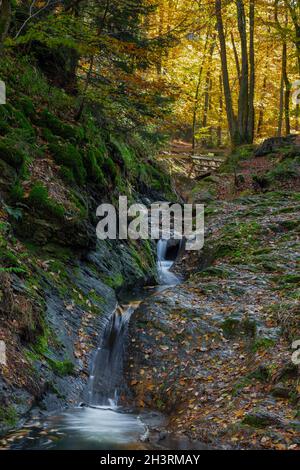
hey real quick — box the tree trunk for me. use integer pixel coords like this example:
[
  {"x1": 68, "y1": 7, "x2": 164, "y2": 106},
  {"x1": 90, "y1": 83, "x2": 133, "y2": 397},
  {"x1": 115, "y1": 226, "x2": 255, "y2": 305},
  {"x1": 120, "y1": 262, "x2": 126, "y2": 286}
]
[
  {"x1": 217, "y1": 75, "x2": 223, "y2": 146},
  {"x1": 192, "y1": 32, "x2": 209, "y2": 154},
  {"x1": 236, "y1": 0, "x2": 249, "y2": 143},
  {"x1": 282, "y1": 41, "x2": 290, "y2": 135},
  {"x1": 156, "y1": 4, "x2": 165, "y2": 75},
  {"x1": 201, "y1": 37, "x2": 215, "y2": 146},
  {"x1": 257, "y1": 75, "x2": 267, "y2": 137},
  {"x1": 0, "y1": 0, "x2": 11, "y2": 48},
  {"x1": 230, "y1": 31, "x2": 241, "y2": 83},
  {"x1": 215, "y1": 0, "x2": 237, "y2": 147},
  {"x1": 247, "y1": 0, "x2": 255, "y2": 142},
  {"x1": 284, "y1": 0, "x2": 300, "y2": 74},
  {"x1": 277, "y1": 48, "x2": 285, "y2": 137}
]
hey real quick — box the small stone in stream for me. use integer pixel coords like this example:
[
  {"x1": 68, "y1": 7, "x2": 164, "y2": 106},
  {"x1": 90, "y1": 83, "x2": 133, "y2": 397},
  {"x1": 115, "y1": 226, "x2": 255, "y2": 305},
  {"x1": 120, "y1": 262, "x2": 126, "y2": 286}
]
[{"x1": 158, "y1": 431, "x2": 167, "y2": 441}]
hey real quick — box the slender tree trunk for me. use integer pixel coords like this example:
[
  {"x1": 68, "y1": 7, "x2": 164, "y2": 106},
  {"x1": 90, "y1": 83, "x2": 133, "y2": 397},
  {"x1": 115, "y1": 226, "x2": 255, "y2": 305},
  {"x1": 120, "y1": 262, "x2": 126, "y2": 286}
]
[
  {"x1": 192, "y1": 32, "x2": 209, "y2": 154},
  {"x1": 247, "y1": 0, "x2": 255, "y2": 142},
  {"x1": 202, "y1": 37, "x2": 216, "y2": 143},
  {"x1": 282, "y1": 40, "x2": 291, "y2": 135},
  {"x1": 257, "y1": 75, "x2": 267, "y2": 137},
  {"x1": 281, "y1": 9, "x2": 291, "y2": 136},
  {"x1": 284, "y1": 0, "x2": 300, "y2": 74},
  {"x1": 156, "y1": 4, "x2": 165, "y2": 75},
  {"x1": 75, "y1": 55, "x2": 94, "y2": 121},
  {"x1": 277, "y1": 49, "x2": 285, "y2": 137},
  {"x1": 215, "y1": 0, "x2": 237, "y2": 147},
  {"x1": 230, "y1": 31, "x2": 241, "y2": 83},
  {"x1": 217, "y1": 75, "x2": 223, "y2": 146},
  {"x1": 0, "y1": 0, "x2": 11, "y2": 49},
  {"x1": 236, "y1": 0, "x2": 249, "y2": 143}
]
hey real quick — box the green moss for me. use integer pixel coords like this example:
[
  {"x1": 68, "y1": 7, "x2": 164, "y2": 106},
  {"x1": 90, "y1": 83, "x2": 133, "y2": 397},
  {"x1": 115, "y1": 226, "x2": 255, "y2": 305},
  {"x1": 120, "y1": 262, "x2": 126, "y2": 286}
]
[
  {"x1": 33, "y1": 326, "x2": 50, "y2": 356},
  {"x1": 59, "y1": 165, "x2": 75, "y2": 184},
  {"x1": 242, "y1": 412, "x2": 275, "y2": 428},
  {"x1": 110, "y1": 136, "x2": 138, "y2": 176},
  {"x1": 273, "y1": 274, "x2": 300, "y2": 286},
  {"x1": 69, "y1": 190, "x2": 88, "y2": 219},
  {"x1": 10, "y1": 180, "x2": 24, "y2": 202},
  {"x1": 266, "y1": 157, "x2": 300, "y2": 182},
  {"x1": 104, "y1": 273, "x2": 124, "y2": 289},
  {"x1": 84, "y1": 146, "x2": 107, "y2": 186},
  {"x1": 49, "y1": 142, "x2": 86, "y2": 185},
  {"x1": 222, "y1": 315, "x2": 257, "y2": 338},
  {"x1": 28, "y1": 182, "x2": 65, "y2": 219},
  {"x1": 215, "y1": 221, "x2": 262, "y2": 263},
  {"x1": 41, "y1": 127, "x2": 59, "y2": 144},
  {"x1": 0, "y1": 405, "x2": 18, "y2": 427},
  {"x1": 197, "y1": 266, "x2": 229, "y2": 278},
  {"x1": 279, "y1": 220, "x2": 299, "y2": 231},
  {"x1": 89, "y1": 290, "x2": 104, "y2": 305},
  {"x1": 220, "y1": 145, "x2": 254, "y2": 172},
  {"x1": 39, "y1": 109, "x2": 84, "y2": 142},
  {"x1": 17, "y1": 96, "x2": 35, "y2": 119},
  {"x1": 103, "y1": 157, "x2": 118, "y2": 180},
  {"x1": 251, "y1": 338, "x2": 276, "y2": 353},
  {"x1": 232, "y1": 376, "x2": 253, "y2": 396},
  {"x1": 47, "y1": 359, "x2": 75, "y2": 376},
  {"x1": 0, "y1": 138, "x2": 26, "y2": 169}
]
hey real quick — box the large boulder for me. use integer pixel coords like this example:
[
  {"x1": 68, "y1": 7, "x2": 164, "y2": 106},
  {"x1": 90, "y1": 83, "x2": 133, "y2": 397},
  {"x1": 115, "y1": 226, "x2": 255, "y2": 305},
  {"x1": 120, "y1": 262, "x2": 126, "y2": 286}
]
[{"x1": 254, "y1": 135, "x2": 300, "y2": 157}]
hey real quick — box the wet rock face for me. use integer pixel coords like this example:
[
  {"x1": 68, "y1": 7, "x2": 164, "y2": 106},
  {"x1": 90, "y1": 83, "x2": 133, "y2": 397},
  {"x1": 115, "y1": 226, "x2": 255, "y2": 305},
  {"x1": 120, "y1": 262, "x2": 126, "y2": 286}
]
[
  {"x1": 125, "y1": 191, "x2": 300, "y2": 449},
  {"x1": 0, "y1": 223, "x2": 157, "y2": 434},
  {"x1": 15, "y1": 213, "x2": 97, "y2": 249}
]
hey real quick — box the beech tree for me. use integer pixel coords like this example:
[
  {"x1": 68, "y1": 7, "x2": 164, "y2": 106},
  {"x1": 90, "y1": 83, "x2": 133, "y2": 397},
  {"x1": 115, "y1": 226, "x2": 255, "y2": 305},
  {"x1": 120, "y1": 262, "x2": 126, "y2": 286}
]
[{"x1": 215, "y1": 0, "x2": 255, "y2": 147}]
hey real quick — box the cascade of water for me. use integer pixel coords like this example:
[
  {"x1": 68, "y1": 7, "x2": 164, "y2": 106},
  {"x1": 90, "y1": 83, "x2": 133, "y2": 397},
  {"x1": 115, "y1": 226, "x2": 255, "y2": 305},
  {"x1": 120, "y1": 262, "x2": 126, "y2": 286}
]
[
  {"x1": 88, "y1": 304, "x2": 133, "y2": 407},
  {"x1": 156, "y1": 239, "x2": 181, "y2": 286},
  {"x1": 88, "y1": 239, "x2": 180, "y2": 407}
]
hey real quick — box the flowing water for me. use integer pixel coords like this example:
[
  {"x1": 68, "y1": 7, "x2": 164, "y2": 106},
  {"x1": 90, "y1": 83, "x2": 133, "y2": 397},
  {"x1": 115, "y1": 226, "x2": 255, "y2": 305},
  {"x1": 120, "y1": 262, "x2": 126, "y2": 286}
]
[
  {"x1": 157, "y1": 239, "x2": 181, "y2": 286},
  {"x1": 4, "y1": 240, "x2": 181, "y2": 450},
  {"x1": 88, "y1": 304, "x2": 134, "y2": 407}
]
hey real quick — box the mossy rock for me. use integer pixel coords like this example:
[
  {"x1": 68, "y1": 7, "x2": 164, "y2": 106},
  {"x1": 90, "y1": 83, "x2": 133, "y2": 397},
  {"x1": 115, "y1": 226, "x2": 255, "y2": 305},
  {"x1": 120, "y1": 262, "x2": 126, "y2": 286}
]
[
  {"x1": 110, "y1": 136, "x2": 138, "y2": 176},
  {"x1": 17, "y1": 96, "x2": 36, "y2": 119},
  {"x1": 0, "y1": 405, "x2": 17, "y2": 428},
  {"x1": 103, "y1": 157, "x2": 118, "y2": 180},
  {"x1": 265, "y1": 157, "x2": 300, "y2": 183},
  {"x1": 251, "y1": 337, "x2": 276, "y2": 352},
  {"x1": 197, "y1": 266, "x2": 229, "y2": 278},
  {"x1": 84, "y1": 146, "x2": 107, "y2": 186},
  {"x1": 273, "y1": 274, "x2": 300, "y2": 286},
  {"x1": 271, "y1": 382, "x2": 291, "y2": 399},
  {"x1": 0, "y1": 139, "x2": 26, "y2": 170},
  {"x1": 38, "y1": 109, "x2": 84, "y2": 142},
  {"x1": 279, "y1": 219, "x2": 299, "y2": 231},
  {"x1": 0, "y1": 158, "x2": 17, "y2": 190},
  {"x1": 47, "y1": 358, "x2": 75, "y2": 376},
  {"x1": 49, "y1": 142, "x2": 86, "y2": 185},
  {"x1": 28, "y1": 182, "x2": 65, "y2": 219},
  {"x1": 214, "y1": 243, "x2": 235, "y2": 259},
  {"x1": 10, "y1": 180, "x2": 24, "y2": 202},
  {"x1": 222, "y1": 314, "x2": 257, "y2": 338},
  {"x1": 242, "y1": 410, "x2": 283, "y2": 428}
]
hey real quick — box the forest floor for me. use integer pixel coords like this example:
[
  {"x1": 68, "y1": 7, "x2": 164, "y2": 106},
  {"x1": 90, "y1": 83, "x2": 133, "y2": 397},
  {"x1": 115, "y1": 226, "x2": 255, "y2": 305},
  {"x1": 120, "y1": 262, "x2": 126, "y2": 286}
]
[{"x1": 125, "y1": 138, "x2": 300, "y2": 449}]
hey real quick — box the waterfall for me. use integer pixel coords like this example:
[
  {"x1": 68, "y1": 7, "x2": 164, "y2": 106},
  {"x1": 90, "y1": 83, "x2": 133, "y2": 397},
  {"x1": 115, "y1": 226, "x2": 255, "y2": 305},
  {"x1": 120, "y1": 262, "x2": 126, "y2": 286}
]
[
  {"x1": 88, "y1": 304, "x2": 133, "y2": 407},
  {"x1": 88, "y1": 239, "x2": 181, "y2": 408},
  {"x1": 157, "y1": 239, "x2": 181, "y2": 286}
]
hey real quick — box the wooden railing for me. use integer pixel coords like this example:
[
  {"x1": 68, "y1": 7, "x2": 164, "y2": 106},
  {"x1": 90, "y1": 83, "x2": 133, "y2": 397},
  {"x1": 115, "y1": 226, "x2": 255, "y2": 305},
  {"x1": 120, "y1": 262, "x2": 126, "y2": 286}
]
[{"x1": 160, "y1": 151, "x2": 225, "y2": 176}]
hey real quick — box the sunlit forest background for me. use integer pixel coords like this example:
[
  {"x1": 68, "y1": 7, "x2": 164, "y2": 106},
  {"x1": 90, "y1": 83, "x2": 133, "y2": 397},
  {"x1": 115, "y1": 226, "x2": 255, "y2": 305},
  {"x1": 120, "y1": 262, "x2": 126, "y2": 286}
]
[{"x1": 1, "y1": 0, "x2": 299, "y2": 151}]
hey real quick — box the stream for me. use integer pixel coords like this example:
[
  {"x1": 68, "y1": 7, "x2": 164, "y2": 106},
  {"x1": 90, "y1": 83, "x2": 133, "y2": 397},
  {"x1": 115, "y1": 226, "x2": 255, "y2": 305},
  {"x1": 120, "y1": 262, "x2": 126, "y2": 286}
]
[{"x1": 4, "y1": 240, "x2": 181, "y2": 450}]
